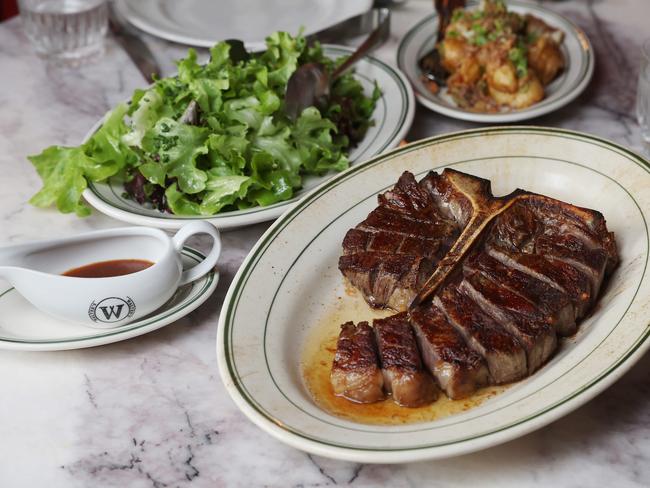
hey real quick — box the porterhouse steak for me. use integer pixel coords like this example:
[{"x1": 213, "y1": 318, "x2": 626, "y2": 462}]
[{"x1": 333, "y1": 169, "x2": 618, "y2": 404}]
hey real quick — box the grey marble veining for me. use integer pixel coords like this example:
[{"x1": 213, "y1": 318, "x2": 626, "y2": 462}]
[{"x1": 1, "y1": 1, "x2": 649, "y2": 486}]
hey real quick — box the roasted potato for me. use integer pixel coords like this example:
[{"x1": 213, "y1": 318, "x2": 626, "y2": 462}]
[
  {"x1": 487, "y1": 60, "x2": 518, "y2": 93},
  {"x1": 528, "y1": 36, "x2": 565, "y2": 85},
  {"x1": 489, "y1": 72, "x2": 544, "y2": 109},
  {"x1": 439, "y1": 37, "x2": 471, "y2": 72}
]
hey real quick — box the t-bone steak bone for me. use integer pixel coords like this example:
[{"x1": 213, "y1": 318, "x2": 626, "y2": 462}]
[{"x1": 332, "y1": 169, "x2": 618, "y2": 406}]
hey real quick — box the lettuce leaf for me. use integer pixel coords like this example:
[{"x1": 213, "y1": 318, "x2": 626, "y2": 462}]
[
  {"x1": 121, "y1": 89, "x2": 165, "y2": 147},
  {"x1": 28, "y1": 103, "x2": 133, "y2": 216},
  {"x1": 200, "y1": 174, "x2": 252, "y2": 214},
  {"x1": 28, "y1": 146, "x2": 94, "y2": 217},
  {"x1": 141, "y1": 118, "x2": 209, "y2": 194}
]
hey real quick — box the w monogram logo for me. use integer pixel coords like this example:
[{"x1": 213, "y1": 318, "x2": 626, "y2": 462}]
[
  {"x1": 99, "y1": 304, "x2": 125, "y2": 320},
  {"x1": 89, "y1": 297, "x2": 136, "y2": 324}
]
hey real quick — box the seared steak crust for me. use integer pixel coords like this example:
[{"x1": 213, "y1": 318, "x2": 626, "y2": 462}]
[
  {"x1": 487, "y1": 246, "x2": 593, "y2": 319},
  {"x1": 460, "y1": 273, "x2": 557, "y2": 374},
  {"x1": 464, "y1": 251, "x2": 576, "y2": 336}
]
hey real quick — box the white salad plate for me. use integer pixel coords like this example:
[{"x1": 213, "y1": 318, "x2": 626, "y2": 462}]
[
  {"x1": 397, "y1": 0, "x2": 594, "y2": 123},
  {"x1": 0, "y1": 247, "x2": 218, "y2": 351},
  {"x1": 83, "y1": 45, "x2": 415, "y2": 230},
  {"x1": 115, "y1": 0, "x2": 372, "y2": 47},
  {"x1": 217, "y1": 127, "x2": 650, "y2": 463}
]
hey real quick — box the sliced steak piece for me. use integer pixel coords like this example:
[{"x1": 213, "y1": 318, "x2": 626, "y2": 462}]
[
  {"x1": 331, "y1": 321, "x2": 385, "y2": 403},
  {"x1": 369, "y1": 230, "x2": 410, "y2": 254},
  {"x1": 342, "y1": 228, "x2": 443, "y2": 260},
  {"x1": 460, "y1": 273, "x2": 557, "y2": 374},
  {"x1": 338, "y1": 252, "x2": 434, "y2": 310},
  {"x1": 436, "y1": 286, "x2": 527, "y2": 384},
  {"x1": 489, "y1": 197, "x2": 614, "y2": 300},
  {"x1": 525, "y1": 194, "x2": 619, "y2": 274},
  {"x1": 534, "y1": 233, "x2": 609, "y2": 298},
  {"x1": 373, "y1": 313, "x2": 438, "y2": 407},
  {"x1": 487, "y1": 246, "x2": 593, "y2": 319},
  {"x1": 410, "y1": 304, "x2": 490, "y2": 399},
  {"x1": 398, "y1": 234, "x2": 444, "y2": 259},
  {"x1": 464, "y1": 251, "x2": 576, "y2": 335}
]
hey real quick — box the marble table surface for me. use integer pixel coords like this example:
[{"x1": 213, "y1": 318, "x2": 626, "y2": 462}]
[{"x1": 1, "y1": 1, "x2": 649, "y2": 486}]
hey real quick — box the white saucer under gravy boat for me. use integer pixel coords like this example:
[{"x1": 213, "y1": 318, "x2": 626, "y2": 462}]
[{"x1": 0, "y1": 222, "x2": 221, "y2": 328}]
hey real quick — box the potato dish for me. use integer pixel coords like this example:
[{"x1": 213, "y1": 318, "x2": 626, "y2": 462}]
[{"x1": 430, "y1": 0, "x2": 565, "y2": 112}]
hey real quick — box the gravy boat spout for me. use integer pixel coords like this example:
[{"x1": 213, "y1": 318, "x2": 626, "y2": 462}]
[
  {"x1": 0, "y1": 242, "x2": 40, "y2": 273},
  {"x1": 0, "y1": 222, "x2": 221, "y2": 328}
]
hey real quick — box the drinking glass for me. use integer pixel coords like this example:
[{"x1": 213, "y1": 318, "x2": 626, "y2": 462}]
[
  {"x1": 18, "y1": 0, "x2": 108, "y2": 62},
  {"x1": 636, "y1": 39, "x2": 650, "y2": 144}
]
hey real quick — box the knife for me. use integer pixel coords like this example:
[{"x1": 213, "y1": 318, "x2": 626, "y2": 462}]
[
  {"x1": 108, "y1": 2, "x2": 161, "y2": 84},
  {"x1": 306, "y1": 5, "x2": 391, "y2": 45}
]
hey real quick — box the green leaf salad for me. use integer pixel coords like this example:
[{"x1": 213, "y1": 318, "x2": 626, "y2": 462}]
[{"x1": 28, "y1": 32, "x2": 380, "y2": 216}]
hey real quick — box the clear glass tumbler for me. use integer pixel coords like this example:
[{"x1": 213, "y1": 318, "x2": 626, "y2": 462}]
[
  {"x1": 636, "y1": 39, "x2": 650, "y2": 144},
  {"x1": 18, "y1": 0, "x2": 108, "y2": 62}
]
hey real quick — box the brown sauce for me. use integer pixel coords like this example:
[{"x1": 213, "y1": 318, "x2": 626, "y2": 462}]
[
  {"x1": 62, "y1": 259, "x2": 154, "y2": 278},
  {"x1": 301, "y1": 291, "x2": 507, "y2": 425}
]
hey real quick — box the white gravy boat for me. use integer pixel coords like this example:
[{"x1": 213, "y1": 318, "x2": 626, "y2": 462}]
[{"x1": 0, "y1": 222, "x2": 221, "y2": 328}]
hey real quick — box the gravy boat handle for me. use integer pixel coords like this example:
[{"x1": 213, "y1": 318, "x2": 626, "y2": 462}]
[{"x1": 172, "y1": 222, "x2": 222, "y2": 285}]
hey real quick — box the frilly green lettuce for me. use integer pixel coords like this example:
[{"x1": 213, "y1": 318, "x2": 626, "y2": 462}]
[{"x1": 28, "y1": 32, "x2": 379, "y2": 216}]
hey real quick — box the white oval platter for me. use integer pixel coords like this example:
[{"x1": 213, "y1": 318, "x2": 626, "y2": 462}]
[{"x1": 217, "y1": 127, "x2": 650, "y2": 463}]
